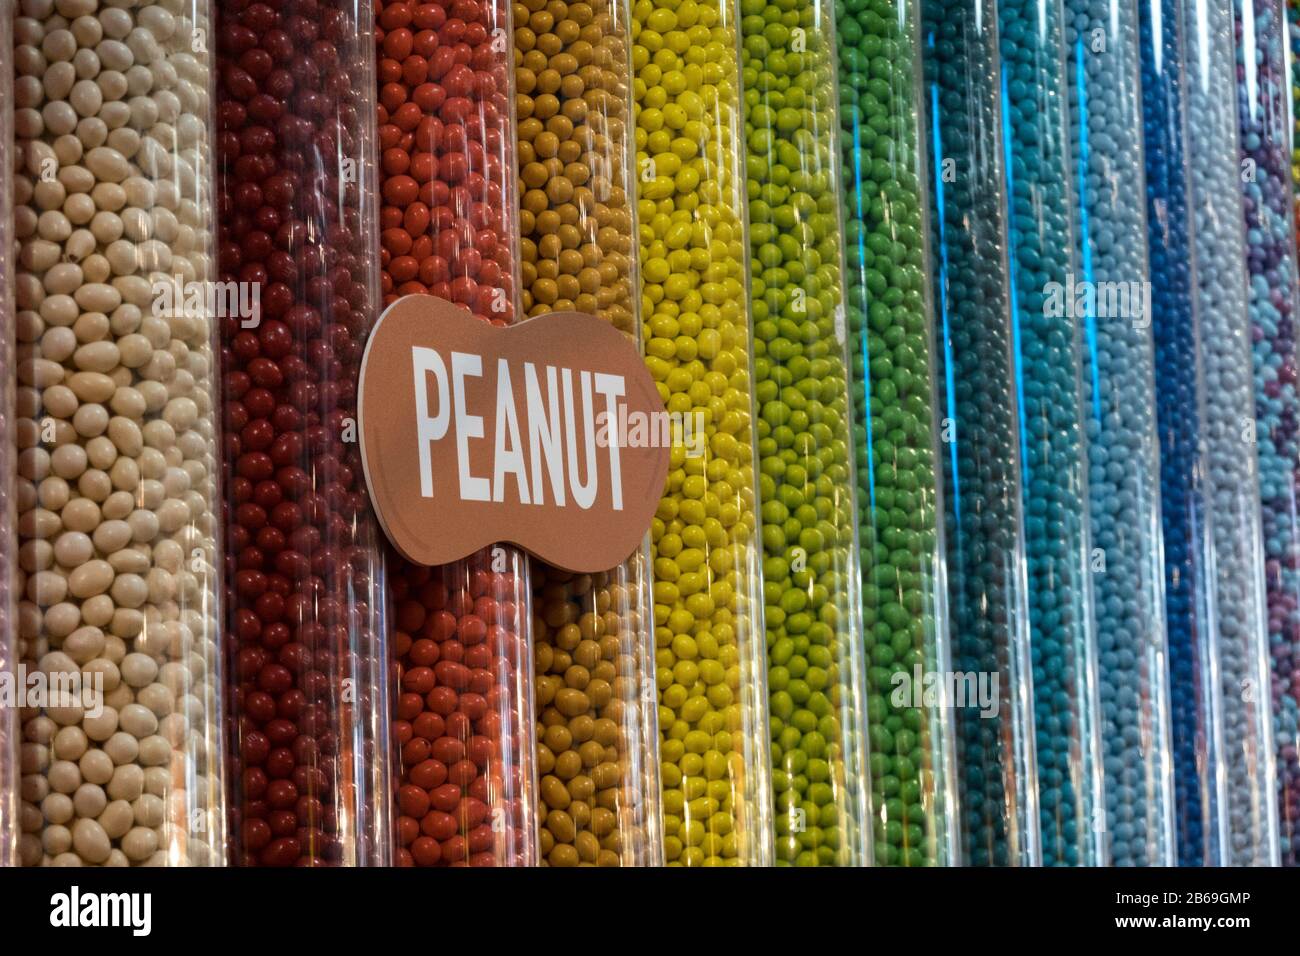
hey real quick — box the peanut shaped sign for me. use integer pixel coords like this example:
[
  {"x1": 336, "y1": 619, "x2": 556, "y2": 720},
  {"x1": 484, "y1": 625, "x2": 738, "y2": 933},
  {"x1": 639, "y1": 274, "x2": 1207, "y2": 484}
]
[{"x1": 358, "y1": 296, "x2": 671, "y2": 572}]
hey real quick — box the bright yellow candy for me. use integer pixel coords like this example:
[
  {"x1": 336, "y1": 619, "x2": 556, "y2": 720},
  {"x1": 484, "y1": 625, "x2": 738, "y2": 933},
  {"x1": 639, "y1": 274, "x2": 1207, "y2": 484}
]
[{"x1": 633, "y1": 0, "x2": 767, "y2": 866}]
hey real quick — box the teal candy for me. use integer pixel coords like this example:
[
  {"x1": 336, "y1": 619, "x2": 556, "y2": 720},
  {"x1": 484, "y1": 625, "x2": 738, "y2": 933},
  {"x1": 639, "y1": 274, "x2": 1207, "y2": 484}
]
[
  {"x1": 922, "y1": 0, "x2": 1035, "y2": 865},
  {"x1": 1000, "y1": 0, "x2": 1100, "y2": 867}
]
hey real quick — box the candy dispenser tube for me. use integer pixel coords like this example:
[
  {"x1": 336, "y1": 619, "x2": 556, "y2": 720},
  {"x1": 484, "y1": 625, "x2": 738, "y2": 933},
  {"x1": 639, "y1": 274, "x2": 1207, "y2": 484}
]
[
  {"x1": 998, "y1": 0, "x2": 1103, "y2": 867},
  {"x1": 1063, "y1": 0, "x2": 1175, "y2": 867},
  {"x1": 921, "y1": 0, "x2": 1036, "y2": 867},
  {"x1": 1147, "y1": 0, "x2": 1279, "y2": 867},
  {"x1": 1185, "y1": 0, "x2": 1278, "y2": 868},
  {"x1": 631, "y1": 0, "x2": 774, "y2": 866},
  {"x1": 1240, "y1": 0, "x2": 1300, "y2": 867},
  {"x1": 511, "y1": 0, "x2": 662, "y2": 867},
  {"x1": 1, "y1": 0, "x2": 18, "y2": 869},
  {"x1": 1140, "y1": 0, "x2": 1210, "y2": 866},
  {"x1": 12, "y1": 0, "x2": 227, "y2": 866},
  {"x1": 740, "y1": 0, "x2": 870, "y2": 867},
  {"x1": 217, "y1": 0, "x2": 390, "y2": 867},
  {"x1": 391, "y1": 552, "x2": 536, "y2": 866},
  {"x1": 373, "y1": 0, "x2": 538, "y2": 867},
  {"x1": 836, "y1": 0, "x2": 957, "y2": 869}
]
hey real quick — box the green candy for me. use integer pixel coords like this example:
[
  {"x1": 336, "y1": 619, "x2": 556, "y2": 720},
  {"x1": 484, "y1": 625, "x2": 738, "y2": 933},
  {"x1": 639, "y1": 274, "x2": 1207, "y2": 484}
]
[
  {"x1": 742, "y1": 0, "x2": 866, "y2": 867},
  {"x1": 836, "y1": 0, "x2": 949, "y2": 865}
]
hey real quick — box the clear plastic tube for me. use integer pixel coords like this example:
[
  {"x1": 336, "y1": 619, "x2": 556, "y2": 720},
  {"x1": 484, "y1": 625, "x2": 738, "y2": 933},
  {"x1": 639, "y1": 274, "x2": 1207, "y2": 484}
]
[
  {"x1": 373, "y1": 0, "x2": 538, "y2": 868},
  {"x1": 12, "y1": 0, "x2": 227, "y2": 866},
  {"x1": 1190, "y1": 0, "x2": 1279, "y2": 870},
  {"x1": 391, "y1": 552, "x2": 535, "y2": 866},
  {"x1": 511, "y1": 0, "x2": 661, "y2": 867},
  {"x1": 998, "y1": 0, "x2": 1103, "y2": 868},
  {"x1": 1140, "y1": 0, "x2": 1208, "y2": 867},
  {"x1": 631, "y1": 0, "x2": 774, "y2": 866},
  {"x1": 217, "y1": 0, "x2": 390, "y2": 866},
  {"x1": 1239, "y1": 0, "x2": 1300, "y2": 867},
  {"x1": 920, "y1": 0, "x2": 1035, "y2": 867},
  {"x1": 0, "y1": 0, "x2": 18, "y2": 869},
  {"x1": 837, "y1": 0, "x2": 956, "y2": 868},
  {"x1": 1062, "y1": 0, "x2": 1175, "y2": 867},
  {"x1": 740, "y1": 0, "x2": 869, "y2": 867},
  {"x1": 1279, "y1": 0, "x2": 1300, "y2": 867},
  {"x1": 1149, "y1": 0, "x2": 1279, "y2": 867},
  {"x1": 530, "y1": 562, "x2": 657, "y2": 866}
]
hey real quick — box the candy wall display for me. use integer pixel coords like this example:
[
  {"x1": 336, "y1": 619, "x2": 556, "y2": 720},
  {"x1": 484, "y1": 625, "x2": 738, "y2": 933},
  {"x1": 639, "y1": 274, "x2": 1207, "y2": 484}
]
[
  {"x1": 375, "y1": 0, "x2": 538, "y2": 867},
  {"x1": 836, "y1": 0, "x2": 955, "y2": 868},
  {"x1": 1239, "y1": 0, "x2": 1300, "y2": 867},
  {"x1": 631, "y1": 0, "x2": 774, "y2": 865},
  {"x1": 1062, "y1": 0, "x2": 1174, "y2": 866},
  {"x1": 998, "y1": 0, "x2": 1102, "y2": 867},
  {"x1": 920, "y1": 0, "x2": 1035, "y2": 867},
  {"x1": 511, "y1": 0, "x2": 661, "y2": 867},
  {"x1": 0, "y1": 0, "x2": 18, "y2": 869},
  {"x1": 217, "y1": 0, "x2": 391, "y2": 866},
  {"x1": 1146, "y1": 0, "x2": 1279, "y2": 867},
  {"x1": 740, "y1": 0, "x2": 869, "y2": 866},
  {"x1": 11, "y1": 0, "x2": 227, "y2": 865}
]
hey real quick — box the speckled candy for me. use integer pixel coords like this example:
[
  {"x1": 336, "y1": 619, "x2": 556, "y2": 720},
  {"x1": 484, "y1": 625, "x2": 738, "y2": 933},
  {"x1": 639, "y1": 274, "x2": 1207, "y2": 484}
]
[
  {"x1": 1239, "y1": 0, "x2": 1300, "y2": 866},
  {"x1": 921, "y1": 0, "x2": 1033, "y2": 866},
  {"x1": 632, "y1": 0, "x2": 773, "y2": 867},
  {"x1": 1064, "y1": 0, "x2": 1175, "y2": 866},
  {"x1": 740, "y1": 0, "x2": 869, "y2": 866},
  {"x1": 836, "y1": 0, "x2": 953, "y2": 868},
  {"x1": 998, "y1": 0, "x2": 1100, "y2": 866}
]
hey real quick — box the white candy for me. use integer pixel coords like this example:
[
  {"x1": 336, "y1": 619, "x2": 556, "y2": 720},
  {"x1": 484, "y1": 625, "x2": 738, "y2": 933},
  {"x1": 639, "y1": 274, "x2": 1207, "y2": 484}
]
[{"x1": 15, "y1": 0, "x2": 221, "y2": 868}]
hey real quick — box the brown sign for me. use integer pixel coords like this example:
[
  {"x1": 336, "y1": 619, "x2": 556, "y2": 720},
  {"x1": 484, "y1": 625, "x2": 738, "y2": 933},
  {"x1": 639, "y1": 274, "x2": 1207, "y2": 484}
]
[{"x1": 358, "y1": 296, "x2": 670, "y2": 572}]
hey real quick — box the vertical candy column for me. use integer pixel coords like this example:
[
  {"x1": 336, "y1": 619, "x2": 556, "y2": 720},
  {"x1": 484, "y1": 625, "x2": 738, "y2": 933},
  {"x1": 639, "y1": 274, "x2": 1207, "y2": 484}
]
[
  {"x1": 1171, "y1": 0, "x2": 1278, "y2": 867},
  {"x1": 511, "y1": 0, "x2": 661, "y2": 867},
  {"x1": 1237, "y1": 0, "x2": 1300, "y2": 867},
  {"x1": 836, "y1": 0, "x2": 955, "y2": 868},
  {"x1": 1063, "y1": 0, "x2": 1175, "y2": 866},
  {"x1": 631, "y1": 0, "x2": 774, "y2": 865},
  {"x1": 374, "y1": 0, "x2": 538, "y2": 868},
  {"x1": 11, "y1": 0, "x2": 227, "y2": 866},
  {"x1": 921, "y1": 0, "x2": 1035, "y2": 867},
  {"x1": 1139, "y1": 0, "x2": 1208, "y2": 866},
  {"x1": 0, "y1": 0, "x2": 18, "y2": 869},
  {"x1": 740, "y1": 0, "x2": 869, "y2": 866},
  {"x1": 998, "y1": 0, "x2": 1102, "y2": 867},
  {"x1": 217, "y1": 0, "x2": 391, "y2": 866},
  {"x1": 1279, "y1": 0, "x2": 1300, "y2": 867},
  {"x1": 391, "y1": 554, "x2": 535, "y2": 866}
]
